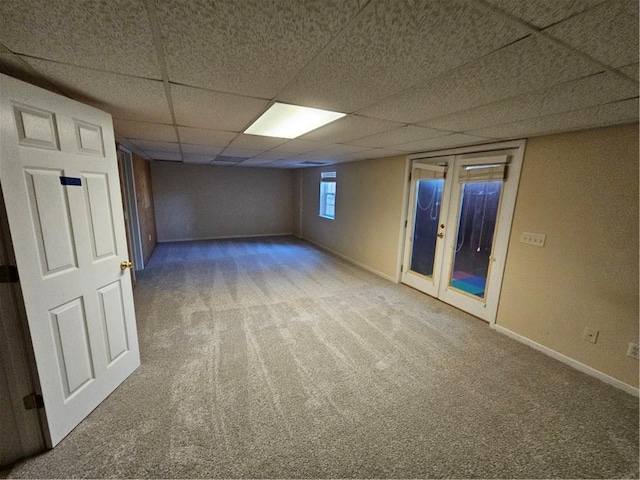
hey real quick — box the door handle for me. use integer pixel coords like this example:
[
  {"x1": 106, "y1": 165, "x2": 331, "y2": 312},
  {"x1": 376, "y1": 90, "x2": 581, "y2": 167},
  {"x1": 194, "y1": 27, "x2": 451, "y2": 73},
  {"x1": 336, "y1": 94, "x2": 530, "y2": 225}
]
[{"x1": 120, "y1": 260, "x2": 133, "y2": 270}]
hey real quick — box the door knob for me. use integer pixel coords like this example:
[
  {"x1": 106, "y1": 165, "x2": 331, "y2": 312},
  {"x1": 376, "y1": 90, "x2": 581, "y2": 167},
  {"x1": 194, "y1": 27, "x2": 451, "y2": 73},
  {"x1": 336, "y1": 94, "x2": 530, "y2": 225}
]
[
  {"x1": 437, "y1": 233, "x2": 444, "y2": 238},
  {"x1": 120, "y1": 260, "x2": 133, "y2": 270}
]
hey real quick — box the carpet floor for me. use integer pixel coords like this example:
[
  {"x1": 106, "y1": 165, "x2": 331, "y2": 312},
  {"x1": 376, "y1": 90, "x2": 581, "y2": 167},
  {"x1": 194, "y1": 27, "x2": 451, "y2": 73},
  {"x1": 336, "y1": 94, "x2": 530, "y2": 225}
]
[{"x1": 6, "y1": 236, "x2": 639, "y2": 478}]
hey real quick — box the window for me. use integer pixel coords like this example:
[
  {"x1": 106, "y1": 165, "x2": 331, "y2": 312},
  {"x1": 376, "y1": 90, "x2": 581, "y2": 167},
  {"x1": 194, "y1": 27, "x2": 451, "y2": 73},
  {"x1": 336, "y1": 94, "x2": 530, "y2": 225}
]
[{"x1": 319, "y1": 171, "x2": 336, "y2": 219}]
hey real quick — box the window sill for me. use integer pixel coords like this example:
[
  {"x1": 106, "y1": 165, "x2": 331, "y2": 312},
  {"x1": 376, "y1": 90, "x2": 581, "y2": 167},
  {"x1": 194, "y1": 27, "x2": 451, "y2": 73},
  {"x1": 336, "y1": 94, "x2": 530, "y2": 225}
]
[{"x1": 318, "y1": 215, "x2": 335, "y2": 220}]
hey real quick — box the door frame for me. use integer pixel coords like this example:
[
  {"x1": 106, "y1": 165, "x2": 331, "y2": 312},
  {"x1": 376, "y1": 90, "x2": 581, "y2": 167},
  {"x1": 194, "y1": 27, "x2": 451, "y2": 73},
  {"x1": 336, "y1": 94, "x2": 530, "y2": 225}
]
[
  {"x1": 399, "y1": 139, "x2": 526, "y2": 325},
  {"x1": 118, "y1": 147, "x2": 144, "y2": 271},
  {"x1": 0, "y1": 186, "x2": 46, "y2": 463}
]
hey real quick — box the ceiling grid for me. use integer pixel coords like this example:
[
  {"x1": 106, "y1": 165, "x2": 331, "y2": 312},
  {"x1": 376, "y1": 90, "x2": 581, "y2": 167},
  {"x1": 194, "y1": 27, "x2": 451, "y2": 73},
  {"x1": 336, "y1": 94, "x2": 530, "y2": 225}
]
[{"x1": 0, "y1": 0, "x2": 635, "y2": 168}]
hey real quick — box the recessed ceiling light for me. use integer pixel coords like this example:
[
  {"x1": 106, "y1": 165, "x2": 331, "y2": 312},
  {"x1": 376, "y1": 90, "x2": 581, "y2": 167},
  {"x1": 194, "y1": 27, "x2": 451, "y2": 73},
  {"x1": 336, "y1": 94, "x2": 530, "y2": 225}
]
[{"x1": 244, "y1": 102, "x2": 345, "y2": 139}]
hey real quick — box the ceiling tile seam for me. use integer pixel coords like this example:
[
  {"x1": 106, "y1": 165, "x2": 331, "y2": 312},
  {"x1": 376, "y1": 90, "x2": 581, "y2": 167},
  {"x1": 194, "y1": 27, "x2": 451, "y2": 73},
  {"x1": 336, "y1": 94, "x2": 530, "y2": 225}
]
[
  {"x1": 144, "y1": 0, "x2": 184, "y2": 162},
  {"x1": 0, "y1": 52, "x2": 74, "y2": 97},
  {"x1": 464, "y1": 96, "x2": 639, "y2": 134},
  {"x1": 347, "y1": 33, "x2": 533, "y2": 119},
  {"x1": 536, "y1": 0, "x2": 610, "y2": 30},
  {"x1": 473, "y1": 0, "x2": 638, "y2": 84},
  {"x1": 418, "y1": 70, "x2": 614, "y2": 128},
  {"x1": 14, "y1": 53, "x2": 163, "y2": 83},
  {"x1": 167, "y1": 79, "x2": 272, "y2": 102},
  {"x1": 269, "y1": 0, "x2": 375, "y2": 112},
  {"x1": 204, "y1": 1, "x2": 377, "y2": 148},
  {"x1": 482, "y1": 119, "x2": 637, "y2": 142},
  {"x1": 340, "y1": 124, "x2": 455, "y2": 144}
]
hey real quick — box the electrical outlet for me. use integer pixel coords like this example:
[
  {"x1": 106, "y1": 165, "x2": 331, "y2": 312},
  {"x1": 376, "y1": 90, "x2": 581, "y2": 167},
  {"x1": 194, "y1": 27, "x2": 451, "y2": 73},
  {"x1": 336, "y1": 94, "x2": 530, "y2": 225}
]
[
  {"x1": 627, "y1": 343, "x2": 639, "y2": 359},
  {"x1": 583, "y1": 327, "x2": 599, "y2": 344},
  {"x1": 520, "y1": 232, "x2": 546, "y2": 247}
]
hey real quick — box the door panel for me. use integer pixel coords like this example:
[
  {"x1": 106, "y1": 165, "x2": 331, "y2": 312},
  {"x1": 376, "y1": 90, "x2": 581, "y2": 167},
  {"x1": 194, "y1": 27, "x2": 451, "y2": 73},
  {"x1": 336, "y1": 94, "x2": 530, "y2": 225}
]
[
  {"x1": 98, "y1": 280, "x2": 130, "y2": 365},
  {"x1": 83, "y1": 172, "x2": 117, "y2": 260},
  {"x1": 25, "y1": 168, "x2": 78, "y2": 275},
  {"x1": 402, "y1": 158, "x2": 452, "y2": 297},
  {"x1": 403, "y1": 147, "x2": 523, "y2": 323},
  {"x1": 50, "y1": 298, "x2": 94, "y2": 398},
  {"x1": 0, "y1": 73, "x2": 140, "y2": 447}
]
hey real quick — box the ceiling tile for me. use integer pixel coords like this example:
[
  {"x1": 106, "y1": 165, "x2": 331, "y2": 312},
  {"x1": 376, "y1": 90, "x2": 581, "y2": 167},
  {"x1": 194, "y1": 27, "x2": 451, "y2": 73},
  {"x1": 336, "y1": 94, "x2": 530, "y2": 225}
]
[
  {"x1": 348, "y1": 125, "x2": 450, "y2": 148},
  {"x1": 0, "y1": 53, "x2": 32, "y2": 75},
  {"x1": 218, "y1": 147, "x2": 264, "y2": 158},
  {"x1": 146, "y1": 152, "x2": 183, "y2": 162},
  {"x1": 265, "y1": 139, "x2": 325, "y2": 155},
  {"x1": 483, "y1": 0, "x2": 603, "y2": 29},
  {"x1": 299, "y1": 115, "x2": 404, "y2": 143},
  {"x1": 183, "y1": 154, "x2": 214, "y2": 164},
  {"x1": 113, "y1": 119, "x2": 177, "y2": 142},
  {"x1": 310, "y1": 144, "x2": 371, "y2": 156},
  {"x1": 288, "y1": 144, "x2": 370, "y2": 163},
  {"x1": 181, "y1": 144, "x2": 224, "y2": 156},
  {"x1": 130, "y1": 140, "x2": 180, "y2": 153},
  {"x1": 116, "y1": 137, "x2": 150, "y2": 159},
  {"x1": 468, "y1": 98, "x2": 639, "y2": 139},
  {"x1": 22, "y1": 58, "x2": 172, "y2": 123},
  {"x1": 544, "y1": 0, "x2": 638, "y2": 68},
  {"x1": 213, "y1": 156, "x2": 247, "y2": 164},
  {"x1": 171, "y1": 84, "x2": 269, "y2": 131},
  {"x1": 358, "y1": 35, "x2": 600, "y2": 123},
  {"x1": 0, "y1": 0, "x2": 160, "y2": 78},
  {"x1": 341, "y1": 148, "x2": 406, "y2": 160},
  {"x1": 393, "y1": 133, "x2": 494, "y2": 153},
  {"x1": 421, "y1": 72, "x2": 639, "y2": 132},
  {"x1": 244, "y1": 150, "x2": 293, "y2": 161},
  {"x1": 177, "y1": 127, "x2": 236, "y2": 147},
  {"x1": 619, "y1": 63, "x2": 639, "y2": 81},
  {"x1": 226, "y1": 134, "x2": 287, "y2": 151},
  {"x1": 155, "y1": 0, "x2": 365, "y2": 97},
  {"x1": 277, "y1": 0, "x2": 529, "y2": 113},
  {"x1": 239, "y1": 158, "x2": 279, "y2": 166}
]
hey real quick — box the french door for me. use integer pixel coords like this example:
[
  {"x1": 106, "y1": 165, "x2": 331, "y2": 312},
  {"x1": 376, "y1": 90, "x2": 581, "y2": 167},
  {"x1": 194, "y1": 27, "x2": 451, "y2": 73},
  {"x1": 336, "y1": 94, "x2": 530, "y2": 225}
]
[{"x1": 402, "y1": 143, "x2": 524, "y2": 323}]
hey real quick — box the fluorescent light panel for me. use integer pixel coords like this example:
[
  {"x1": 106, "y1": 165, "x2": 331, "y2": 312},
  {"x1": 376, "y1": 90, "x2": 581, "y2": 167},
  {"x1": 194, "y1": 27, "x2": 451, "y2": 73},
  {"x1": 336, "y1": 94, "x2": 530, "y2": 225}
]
[{"x1": 244, "y1": 102, "x2": 345, "y2": 139}]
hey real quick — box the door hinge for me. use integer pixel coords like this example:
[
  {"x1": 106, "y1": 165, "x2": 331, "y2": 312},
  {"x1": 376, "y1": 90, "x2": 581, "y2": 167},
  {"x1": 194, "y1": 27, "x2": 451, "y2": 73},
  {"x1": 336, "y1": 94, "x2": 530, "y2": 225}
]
[
  {"x1": 408, "y1": 173, "x2": 412, "y2": 182},
  {"x1": 400, "y1": 264, "x2": 404, "y2": 272},
  {"x1": 0, "y1": 265, "x2": 19, "y2": 283},
  {"x1": 23, "y1": 393, "x2": 44, "y2": 410},
  {"x1": 404, "y1": 220, "x2": 407, "y2": 228}
]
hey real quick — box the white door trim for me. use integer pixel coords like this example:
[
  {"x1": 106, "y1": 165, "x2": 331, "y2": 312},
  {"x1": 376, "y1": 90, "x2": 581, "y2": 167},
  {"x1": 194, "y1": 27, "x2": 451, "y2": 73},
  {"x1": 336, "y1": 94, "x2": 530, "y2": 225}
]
[{"x1": 118, "y1": 147, "x2": 144, "y2": 270}]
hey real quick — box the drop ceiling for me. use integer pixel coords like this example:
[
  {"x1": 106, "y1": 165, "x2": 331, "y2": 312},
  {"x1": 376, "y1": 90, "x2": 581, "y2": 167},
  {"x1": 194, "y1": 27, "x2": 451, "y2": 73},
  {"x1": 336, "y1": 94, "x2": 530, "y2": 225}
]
[{"x1": 0, "y1": 0, "x2": 637, "y2": 168}]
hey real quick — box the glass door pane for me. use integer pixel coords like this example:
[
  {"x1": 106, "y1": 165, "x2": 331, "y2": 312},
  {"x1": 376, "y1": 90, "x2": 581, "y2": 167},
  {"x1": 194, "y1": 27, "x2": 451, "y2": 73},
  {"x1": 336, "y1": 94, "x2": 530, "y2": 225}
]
[
  {"x1": 449, "y1": 181, "x2": 502, "y2": 299},
  {"x1": 410, "y1": 178, "x2": 444, "y2": 278}
]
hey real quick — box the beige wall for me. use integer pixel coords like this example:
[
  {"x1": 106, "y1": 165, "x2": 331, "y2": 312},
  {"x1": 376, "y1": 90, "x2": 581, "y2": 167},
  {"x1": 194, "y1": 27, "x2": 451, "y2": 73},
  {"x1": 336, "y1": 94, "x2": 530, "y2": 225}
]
[
  {"x1": 497, "y1": 124, "x2": 639, "y2": 387},
  {"x1": 300, "y1": 156, "x2": 406, "y2": 280},
  {"x1": 292, "y1": 169, "x2": 303, "y2": 238},
  {"x1": 299, "y1": 123, "x2": 638, "y2": 389},
  {"x1": 152, "y1": 162, "x2": 293, "y2": 241}
]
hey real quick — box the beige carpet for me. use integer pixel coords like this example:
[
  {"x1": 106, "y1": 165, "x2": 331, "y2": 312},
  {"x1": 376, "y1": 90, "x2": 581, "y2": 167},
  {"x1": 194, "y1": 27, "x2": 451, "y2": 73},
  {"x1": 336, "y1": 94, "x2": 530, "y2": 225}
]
[{"x1": 6, "y1": 236, "x2": 639, "y2": 478}]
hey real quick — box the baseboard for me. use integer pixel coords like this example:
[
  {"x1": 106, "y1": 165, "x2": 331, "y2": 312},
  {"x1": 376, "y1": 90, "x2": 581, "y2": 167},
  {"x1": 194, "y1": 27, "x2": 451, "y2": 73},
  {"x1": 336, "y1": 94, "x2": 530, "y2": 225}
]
[
  {"x1": 493, "y1": 324, "x2": 639, "y2": 397},
  {"x1": 302, "y1": 238, "x2": 396, "y2": 283},
  {"x1": 158, "y1": 233, "x2": 293, "y2": 243}
]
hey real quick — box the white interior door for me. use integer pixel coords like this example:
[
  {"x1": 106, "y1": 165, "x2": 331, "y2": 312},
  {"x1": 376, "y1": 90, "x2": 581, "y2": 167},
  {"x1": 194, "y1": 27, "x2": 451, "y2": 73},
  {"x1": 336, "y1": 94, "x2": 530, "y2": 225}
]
[
  {"x1": 402, "y1": 145, "x2": 524, "y2": 323},
  {"x1": 0, "y1": 73, "x2": 140, "y2": 447}
]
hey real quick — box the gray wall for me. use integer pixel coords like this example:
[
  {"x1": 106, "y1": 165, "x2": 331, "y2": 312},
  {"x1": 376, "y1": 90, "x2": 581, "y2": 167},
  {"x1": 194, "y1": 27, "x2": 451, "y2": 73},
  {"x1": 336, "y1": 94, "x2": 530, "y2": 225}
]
[{"x1": 151, "y1": 162, "x2": 293, "y2": 241}]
